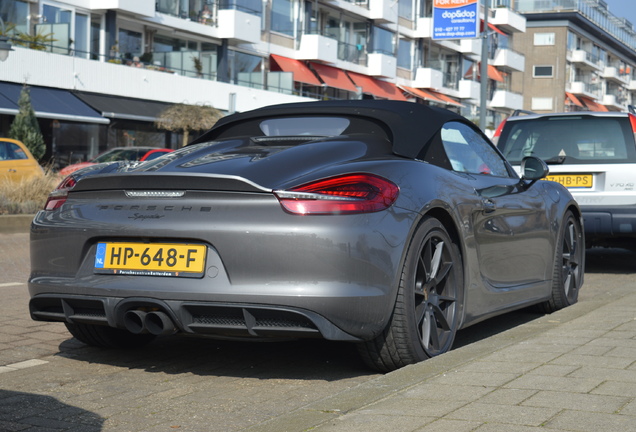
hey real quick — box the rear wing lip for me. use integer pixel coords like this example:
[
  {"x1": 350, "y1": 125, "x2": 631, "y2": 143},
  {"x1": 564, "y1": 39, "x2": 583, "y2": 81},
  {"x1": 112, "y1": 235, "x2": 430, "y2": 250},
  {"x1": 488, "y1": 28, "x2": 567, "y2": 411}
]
[{"x1": 71, "y1": 172, "x2": 272, "y2": 194}]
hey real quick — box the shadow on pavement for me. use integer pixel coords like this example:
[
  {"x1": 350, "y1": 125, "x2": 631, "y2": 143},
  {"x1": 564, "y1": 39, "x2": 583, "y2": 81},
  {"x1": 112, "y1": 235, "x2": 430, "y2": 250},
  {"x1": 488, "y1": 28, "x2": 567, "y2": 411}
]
[
  {"x1": 0, "y1": 389, "x2": 104, "y2": 431},
  {"x1": 584, "y1": 247, "x2": 636, "y2": 274},
  {"x1": 50, "y1": 247, "x2": 631, "y2": 379}
]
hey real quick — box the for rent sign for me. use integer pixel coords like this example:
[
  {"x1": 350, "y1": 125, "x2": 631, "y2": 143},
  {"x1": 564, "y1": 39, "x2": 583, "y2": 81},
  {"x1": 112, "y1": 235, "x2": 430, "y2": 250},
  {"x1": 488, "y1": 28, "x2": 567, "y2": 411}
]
[{"x1": 433, "y1": 0, "x2": 479, "y2": 40}]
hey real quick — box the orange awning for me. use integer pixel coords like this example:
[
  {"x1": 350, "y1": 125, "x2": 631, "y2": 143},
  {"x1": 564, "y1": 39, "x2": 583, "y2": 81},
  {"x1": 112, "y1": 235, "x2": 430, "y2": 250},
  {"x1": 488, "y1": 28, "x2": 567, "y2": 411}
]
[
  {"x1": 309, "y1": 62, "x2": 358, "y2": 92},
  {"x1": 579, "y1": 96, "x2": 609, "y2": 112},
  {"x1": 488, "y1": 65, "x2": 505, "y2": 82},
  {"x1": 399, "y1": 85, "x2": 445, "y2": 104},
  {"x1": 346, "y1": 71, "x2": 407, "y2": 101},
  {"x1": 427, "y1": 90, "x2": 464, "y2": 107},
  {"x1": 481, "y1": 20, "x2": 507, "y2": 36},
  {"x1": 269, "y1": 54, "x2": 321, "y2": 86},
  {"x1": 565, "y1": 92, "x2": 584, "y2": 108}
]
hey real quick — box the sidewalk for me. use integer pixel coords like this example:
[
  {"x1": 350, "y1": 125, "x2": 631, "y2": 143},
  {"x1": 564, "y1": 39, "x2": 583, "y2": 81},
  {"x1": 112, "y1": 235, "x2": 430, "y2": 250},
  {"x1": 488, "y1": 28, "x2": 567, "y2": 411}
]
[
  {"x1": 2, "y1": 229, "x2": 636, "y2": 431},
  {"x1": 249, "y1": 270, "x2": 636, "y2": 432}
]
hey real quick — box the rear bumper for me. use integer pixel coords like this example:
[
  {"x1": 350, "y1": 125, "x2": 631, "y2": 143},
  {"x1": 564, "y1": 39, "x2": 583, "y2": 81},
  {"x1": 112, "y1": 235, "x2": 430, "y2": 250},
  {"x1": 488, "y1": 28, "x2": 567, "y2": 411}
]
[
  {"x1": 29, "y1": 294, "x2": 364, "y2": 341},
  {"x1": 581, "y1": 205, "x2": 636, "y2": 246}
]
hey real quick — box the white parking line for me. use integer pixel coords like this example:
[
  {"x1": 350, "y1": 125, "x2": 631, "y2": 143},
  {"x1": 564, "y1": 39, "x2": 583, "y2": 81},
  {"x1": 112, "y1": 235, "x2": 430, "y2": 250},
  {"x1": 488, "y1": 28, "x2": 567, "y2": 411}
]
[
  {"x1": 0, "y1": 359, "x2": 48, "y2": 374},
  {"x1": 0, "y1": 282, "x2": 24, "y2": 287}
]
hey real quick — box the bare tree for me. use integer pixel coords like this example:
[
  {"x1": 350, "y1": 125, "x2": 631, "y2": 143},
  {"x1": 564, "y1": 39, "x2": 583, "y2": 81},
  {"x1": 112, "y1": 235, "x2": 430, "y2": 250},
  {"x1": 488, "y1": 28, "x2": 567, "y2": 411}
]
[{"x1": 155, "y1": 103, "x2": 223, "y2": 147}]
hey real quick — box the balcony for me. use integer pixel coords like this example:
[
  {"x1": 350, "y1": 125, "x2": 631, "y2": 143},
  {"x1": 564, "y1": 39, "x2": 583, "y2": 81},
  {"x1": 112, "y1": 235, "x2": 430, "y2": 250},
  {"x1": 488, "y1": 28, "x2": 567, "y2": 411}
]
[
  {"x1": 369, "y1": 0, "x2": 398, "y2": 24},
  {"x1": 568, "y1": 50, "x2": 602, "y2": 71},
  {"x1": 413, "y1": 68, "x2": 444, "y2": 89},
  {"x1": 458, "y1": 80, "x2": 480, "y2": 100},
  {"x1": 566, "y1": 81, "x2": 601, "y2": 99},
  {"x1": 414, "y1": 17, "x2": 432, "y2": 39},
  {"x1": 90, "y1": 0, "x2": 155, "y2": 17},
  {"x1": 489, "y1": 90, "x2": 523, "y2": 110},
  {"x1": 602, "y1": 67, "x2": 630, "y2": 85},
  {"x1": 216, "y1": 9, "x2": 261, "y2": 43},
  {"x1": 492, "y1": 48, "x2": 525, "y2": 72},
  {"x1": 298, "y1": 34, "x2": 338, "y2": 64},
  {"x1": 458, "y1": 39, "x2": 482, "y2": 57},
  {"x1": 602, "y1": 94, "x2": 627, "y2": 111},
  {"x1": 367, "y1": 52, "x2": 397, "y2": 78},
  {"x1": 490, "y1": 7, "x2": 526, "y2": 33},
  {"x1": 629, "y1": 80, "x2": 636, "y2": 91}
]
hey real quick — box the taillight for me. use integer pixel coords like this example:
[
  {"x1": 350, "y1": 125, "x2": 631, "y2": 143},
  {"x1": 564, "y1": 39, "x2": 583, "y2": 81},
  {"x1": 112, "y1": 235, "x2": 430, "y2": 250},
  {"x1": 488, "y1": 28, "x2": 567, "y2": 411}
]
[
  {"x1": 629, "y1": 113, "x2": 636, "y2": 134},
  {"x1": 491, "y1": 118, "x2": 507, "y2": 145},
  {"x1": 274, "y1": 173, "x2": 399, "y2": 215},
  {"x1": 44, "y1": 176, "x2": 77, "y2": 211}
]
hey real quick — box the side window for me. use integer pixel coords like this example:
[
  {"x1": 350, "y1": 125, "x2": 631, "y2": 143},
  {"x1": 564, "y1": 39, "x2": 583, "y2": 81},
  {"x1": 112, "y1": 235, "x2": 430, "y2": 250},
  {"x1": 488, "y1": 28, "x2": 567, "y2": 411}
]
[
  {"x1": 440, "y1": 122, "x2": 510, "y2": 177},
  {"x1": 9, "y1": 143, "x2": 28, "y2": 160}
]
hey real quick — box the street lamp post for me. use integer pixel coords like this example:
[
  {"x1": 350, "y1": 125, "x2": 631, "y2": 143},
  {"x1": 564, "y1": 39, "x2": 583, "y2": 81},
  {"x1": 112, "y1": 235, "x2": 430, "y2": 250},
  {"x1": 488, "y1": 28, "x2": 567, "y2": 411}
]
[
  {"x1": 0, "y1": 17, "x2": 14, "y2": 62},
  {"x1": 479, "y1": 0, "x2": 489, "y2": 131}
]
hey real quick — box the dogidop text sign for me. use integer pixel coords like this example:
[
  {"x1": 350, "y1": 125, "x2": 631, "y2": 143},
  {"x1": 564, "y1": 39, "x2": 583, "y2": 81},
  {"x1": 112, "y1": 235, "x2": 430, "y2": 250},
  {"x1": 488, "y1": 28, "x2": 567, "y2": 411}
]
[{"x1": 433, "y1": 0, "x2": 479, "y2": 40}]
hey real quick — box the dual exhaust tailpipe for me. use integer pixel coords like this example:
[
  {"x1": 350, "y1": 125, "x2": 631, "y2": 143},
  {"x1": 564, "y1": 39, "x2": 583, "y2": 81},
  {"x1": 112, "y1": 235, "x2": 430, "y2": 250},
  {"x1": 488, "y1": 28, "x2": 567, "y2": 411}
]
[{"x1": 123, "y1": 310, "x2": 176, "y2": 336}]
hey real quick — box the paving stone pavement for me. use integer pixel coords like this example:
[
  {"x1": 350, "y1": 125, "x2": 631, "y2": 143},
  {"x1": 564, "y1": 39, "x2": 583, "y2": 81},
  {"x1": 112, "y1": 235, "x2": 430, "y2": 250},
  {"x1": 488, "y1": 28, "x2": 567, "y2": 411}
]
[{"x1": 1, "y1": 229, "x2": 636, "y2": 431}]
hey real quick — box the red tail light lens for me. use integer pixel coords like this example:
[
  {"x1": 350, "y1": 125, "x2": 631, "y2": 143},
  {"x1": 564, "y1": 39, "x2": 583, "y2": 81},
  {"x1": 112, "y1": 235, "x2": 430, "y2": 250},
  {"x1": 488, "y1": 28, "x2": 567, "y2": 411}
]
[
  {"x1": 629, "y1": 113, "x2": 636, "y2": 134},
  {"x1": 274, "y1": 173, "x2": 399, "y2": 215},
  {"x1": 491, "y1": 119, "x2": 507, "y2": 145},
  {"x1": 44, "y1": 176, "x2": 77, "y2": 211}
]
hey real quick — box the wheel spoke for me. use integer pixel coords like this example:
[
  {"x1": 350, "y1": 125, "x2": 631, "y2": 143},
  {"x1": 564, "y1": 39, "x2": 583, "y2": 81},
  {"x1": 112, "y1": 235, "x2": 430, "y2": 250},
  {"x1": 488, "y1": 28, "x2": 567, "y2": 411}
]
[{"x1": 431, "y1": 304, "x2": 452, "y2": 331}]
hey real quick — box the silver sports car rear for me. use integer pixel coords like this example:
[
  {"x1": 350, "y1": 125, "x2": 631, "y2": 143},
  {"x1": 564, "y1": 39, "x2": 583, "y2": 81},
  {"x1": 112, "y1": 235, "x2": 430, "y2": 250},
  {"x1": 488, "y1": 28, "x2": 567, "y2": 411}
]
[{"x1": 29, "y1": 100, "x2": 584, "y2": 371}]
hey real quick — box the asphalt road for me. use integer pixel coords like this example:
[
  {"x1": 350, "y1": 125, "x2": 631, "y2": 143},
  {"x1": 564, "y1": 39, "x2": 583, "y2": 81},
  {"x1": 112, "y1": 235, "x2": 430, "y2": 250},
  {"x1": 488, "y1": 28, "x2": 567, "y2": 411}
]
[{"x1": 0, "y1": 231, "x2": 634, "y2": 431}]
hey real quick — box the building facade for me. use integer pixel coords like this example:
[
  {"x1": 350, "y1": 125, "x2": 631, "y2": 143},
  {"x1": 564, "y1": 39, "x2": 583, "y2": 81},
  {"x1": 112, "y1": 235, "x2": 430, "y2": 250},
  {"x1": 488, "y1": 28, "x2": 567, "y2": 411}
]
[
  {"x1": 0, "y1": 0, "x2": 526, "y2": 167},
  {"x1": 512, "y1": 0, "x2": 636, "y2": 113}
]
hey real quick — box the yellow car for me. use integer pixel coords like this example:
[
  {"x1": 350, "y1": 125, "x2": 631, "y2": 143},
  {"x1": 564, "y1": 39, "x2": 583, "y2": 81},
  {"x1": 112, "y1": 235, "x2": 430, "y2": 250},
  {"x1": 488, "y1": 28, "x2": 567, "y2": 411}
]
[{"x1": 0, "y1": 138, "x2": 43, "y2": 183}]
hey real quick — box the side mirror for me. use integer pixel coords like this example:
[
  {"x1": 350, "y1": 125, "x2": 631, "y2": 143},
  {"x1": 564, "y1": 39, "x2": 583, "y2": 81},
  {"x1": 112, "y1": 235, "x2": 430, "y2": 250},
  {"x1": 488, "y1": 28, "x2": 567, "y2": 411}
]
[{"x1": 520, "y1": 156, "x2": 549, "y2": 182}]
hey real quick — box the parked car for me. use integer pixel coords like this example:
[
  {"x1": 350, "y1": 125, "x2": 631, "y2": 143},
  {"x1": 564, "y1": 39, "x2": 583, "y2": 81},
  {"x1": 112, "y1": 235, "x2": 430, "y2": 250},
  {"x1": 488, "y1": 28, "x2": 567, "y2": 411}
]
[
  {"x1": 29, "y1": 100, "x2": 584, "y2": 372},
  {"x1": 59, "y1": 147, "x2": 172, "y2": 176},
  {"x1": 494, "y1": 110, "x2": 636, "y2": 250},
  {"x1": 0, "y1": 138, "x2": 43, "y2": 183}
]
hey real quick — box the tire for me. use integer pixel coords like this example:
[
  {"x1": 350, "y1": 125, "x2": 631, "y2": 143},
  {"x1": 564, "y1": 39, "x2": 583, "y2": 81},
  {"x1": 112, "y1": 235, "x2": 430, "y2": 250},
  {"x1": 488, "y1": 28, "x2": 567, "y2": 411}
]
[
  {"x1": 65, "y1": 322, "x2": 156, "y2": 349},
  {"x1": 358, "y1": 217, "x2": 463, "y2": 372},
  {"x1": 538, "y1": 210, "x2": 584, "y2": 313}
]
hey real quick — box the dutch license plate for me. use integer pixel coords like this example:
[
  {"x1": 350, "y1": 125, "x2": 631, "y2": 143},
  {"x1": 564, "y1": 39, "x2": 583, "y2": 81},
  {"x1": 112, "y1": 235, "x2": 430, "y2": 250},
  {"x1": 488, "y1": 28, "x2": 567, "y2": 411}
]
[
  {"x1": 94, "y1": 242, "x2": 207, "y2": 278},
  {"x1": 545, "y1": 174, "x2": 593, "y2": 188}
]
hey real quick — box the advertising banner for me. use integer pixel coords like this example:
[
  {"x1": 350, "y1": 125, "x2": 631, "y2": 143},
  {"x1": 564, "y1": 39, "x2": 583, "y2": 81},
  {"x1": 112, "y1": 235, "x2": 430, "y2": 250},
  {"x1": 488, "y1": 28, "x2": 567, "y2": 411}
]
[{"x1": 433, "y1": 0, "x2": 479, "y2": 40}]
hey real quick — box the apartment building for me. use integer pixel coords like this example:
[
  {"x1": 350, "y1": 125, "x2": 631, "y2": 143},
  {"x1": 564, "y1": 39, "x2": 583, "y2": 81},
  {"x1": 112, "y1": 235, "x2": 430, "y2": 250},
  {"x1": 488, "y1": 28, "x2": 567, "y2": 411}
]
[
  {"x1": 0, "y1": 0, "x2": 525, "y2": 166},
  {"x1": 512, "y1": 0, "x2": 636, "y2": 113}
]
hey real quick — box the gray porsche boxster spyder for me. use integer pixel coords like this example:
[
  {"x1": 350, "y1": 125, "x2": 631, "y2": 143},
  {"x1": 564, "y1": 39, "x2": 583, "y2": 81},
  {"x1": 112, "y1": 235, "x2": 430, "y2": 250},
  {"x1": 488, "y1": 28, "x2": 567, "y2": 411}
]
[{"x1": 29, "y1": 100, "x2": 584, "y2": 372}]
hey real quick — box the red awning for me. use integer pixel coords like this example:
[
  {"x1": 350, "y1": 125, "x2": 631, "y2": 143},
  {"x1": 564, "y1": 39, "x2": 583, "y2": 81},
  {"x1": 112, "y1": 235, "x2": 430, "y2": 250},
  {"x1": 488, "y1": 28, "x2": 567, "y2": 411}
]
[
  {"x1": 399, "y1": 85, "x2": 445, "y2": 104},
  {"x1": 565, "y1": 92, "x2": 584, "y2": 108},
  {"x1": 579, "y1": 96, "x2": 609, "y2": 112},
  {"x1": 346, "y1": 71, "x2": 407, "y2": 101},
  {"x1": 269, "y1": 54, "x2": 321, "y2": 86},
  {"x1": 488, "y1": 65, "x2": 505, "y2": 82},
  {"x1": 427, "y1": 90, "x2": 464, "y2": 107},
  {"x1": 481, "y1": 20, "x2": 507, "y2": 36},
  {"x1": 309, "y1": 62, "x2": 358, "y2": 92}
]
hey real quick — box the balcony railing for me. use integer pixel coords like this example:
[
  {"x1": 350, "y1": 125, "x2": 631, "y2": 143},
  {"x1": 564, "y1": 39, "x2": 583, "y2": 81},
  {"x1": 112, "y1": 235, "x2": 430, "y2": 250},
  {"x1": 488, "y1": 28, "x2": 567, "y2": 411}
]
[
  {"x1": 156, "y1": 0, "x2": 262, "y2": 26},
  {"x1": 338, "y1": 41, "x2": 367, "y2": 65},
  {"x1": 515, "y1": 0, "x2": 636, "y2": 52}
]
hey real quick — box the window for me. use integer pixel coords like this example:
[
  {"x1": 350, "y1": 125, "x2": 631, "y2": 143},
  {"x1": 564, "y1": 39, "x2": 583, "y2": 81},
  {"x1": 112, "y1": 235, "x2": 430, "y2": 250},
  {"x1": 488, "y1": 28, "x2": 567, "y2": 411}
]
[
  {"x1": 533, "y1": 66, "x2": 553, "y2": 78},
  {"x1": 271, "y1": 0, "x2": 294, "y2": 36},
  {"x1": 397, "y1": 39, "x2": 412, "y2": 70},
  {"x1": 0, "y1": 142, "x2": 27, "y2": 161},
  {"x1": 531, "y1": 97, "x2": 553, "y2": 111},
  {"x1": 372, "y1": 26, "x2": 395, "y2": 56},
  {"x1": 440, "y1": 122, "x2": 509, "y2": 177},
  {"x1": 118, "y1": 28, "x2": 142, "y2": 60},
  {"x1": 399, "y1": 0, "x2": 414, "y2": 20},
  {"x1": 534, "y1": 33, "x2": 555, "y2": 46}
]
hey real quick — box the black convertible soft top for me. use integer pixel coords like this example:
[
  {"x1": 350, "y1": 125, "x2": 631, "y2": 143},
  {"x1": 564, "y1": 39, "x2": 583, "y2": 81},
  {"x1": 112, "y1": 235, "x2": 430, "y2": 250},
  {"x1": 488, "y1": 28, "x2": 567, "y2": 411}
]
[{"x1": 190, "y1": 100, "x2": 469, "y2": 159}]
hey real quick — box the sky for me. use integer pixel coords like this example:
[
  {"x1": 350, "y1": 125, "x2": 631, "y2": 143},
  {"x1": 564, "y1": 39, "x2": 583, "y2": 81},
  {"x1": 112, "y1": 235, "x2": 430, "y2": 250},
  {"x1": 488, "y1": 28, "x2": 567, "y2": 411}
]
[{"x1": 602, "y1": 0, "x2": 636, "y2": 28}]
